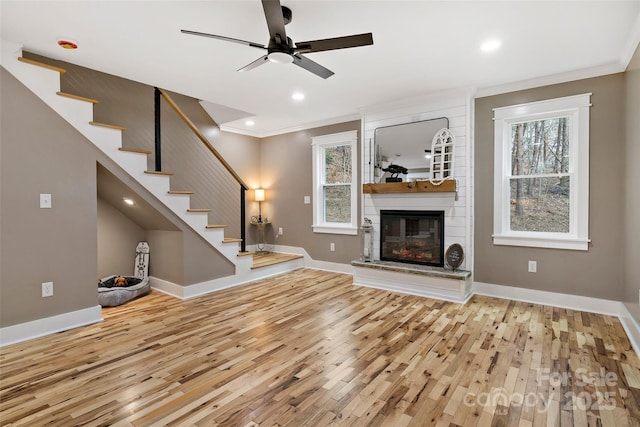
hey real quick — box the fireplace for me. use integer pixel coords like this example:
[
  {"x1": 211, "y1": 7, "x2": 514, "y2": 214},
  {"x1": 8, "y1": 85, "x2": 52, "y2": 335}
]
[{"x1": 380, "y1": 210, "x2": 444, "y2": 267}]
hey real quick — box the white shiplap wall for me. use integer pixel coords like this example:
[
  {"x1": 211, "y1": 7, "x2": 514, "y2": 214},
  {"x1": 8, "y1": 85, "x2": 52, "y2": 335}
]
[{"x1": 361, "y1": 90, "x2": 473, "y2": 271}]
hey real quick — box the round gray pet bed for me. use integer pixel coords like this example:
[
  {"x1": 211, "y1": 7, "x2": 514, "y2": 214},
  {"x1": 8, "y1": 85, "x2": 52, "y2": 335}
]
[{"x1": 98, "y1": 275, "x2": 150, "y2": 307}]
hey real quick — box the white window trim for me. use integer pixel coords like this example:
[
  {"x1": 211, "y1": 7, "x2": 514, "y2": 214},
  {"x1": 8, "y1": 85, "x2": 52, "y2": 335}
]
[
  {"x1": 312, "y1": 130, "x2": 358, "y2": 235},
  {"x1": 492, "y1": 93, "x2": 591, "y2": 250}
]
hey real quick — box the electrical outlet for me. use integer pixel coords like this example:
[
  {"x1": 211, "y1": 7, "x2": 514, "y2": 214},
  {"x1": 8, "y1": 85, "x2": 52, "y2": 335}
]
[
  {"x1": 42, "y1": 281, "x2": 53, "y2": 297},
  {"x1": 528, "y1": 260, "x2": 537, "y2": 273},
  {"x1": 330, "y1": 243, "x2": 335, "y2": 252},
  {"x1": 278, "y1": 227, "x2": 283, "y2": 235}
]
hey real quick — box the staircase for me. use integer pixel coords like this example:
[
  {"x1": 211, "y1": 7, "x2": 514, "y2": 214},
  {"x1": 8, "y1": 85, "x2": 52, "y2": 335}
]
[{"x1": 1, "y1": 42, "x2": 303, "y2": 294}]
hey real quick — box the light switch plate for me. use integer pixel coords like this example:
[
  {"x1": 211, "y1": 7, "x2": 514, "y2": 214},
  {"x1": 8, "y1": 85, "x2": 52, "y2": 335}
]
[
  {"x1": 40, "y1": 194, "x2": 52, "y2": 209},
  {"x1": 304, "y1": 196, "x2": 310, "y2": 204}
]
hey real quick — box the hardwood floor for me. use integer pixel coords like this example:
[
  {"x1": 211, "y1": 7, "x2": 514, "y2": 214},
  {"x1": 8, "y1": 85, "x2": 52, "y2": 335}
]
[{"x1": 1, "y1": 269, "x2": 639, "y2": 426}]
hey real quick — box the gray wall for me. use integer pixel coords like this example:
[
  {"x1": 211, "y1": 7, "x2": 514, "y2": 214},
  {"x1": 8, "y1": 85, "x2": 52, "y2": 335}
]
[
  {"x1": 475, "y1": 73, "x2": 626, "y2": 300},
  {"x1": 1, "y1": 68, "x2": 98, "y2": 326},
  {"x1": 97, "y1": 197, "x2": 145, "y2": 278},
  {"x1": 624, "y1": 44, "x2": 640, "y2": 319},
  {"x1": 260, "y1": 121, "x2": 362, "y2": 263}
]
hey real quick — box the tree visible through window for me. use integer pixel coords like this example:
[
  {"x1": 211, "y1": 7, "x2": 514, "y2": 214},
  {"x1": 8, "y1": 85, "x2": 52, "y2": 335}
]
[
  {"x1": 324, "y1": 145, "x2": 352, "y2": 223},
  {"x1": 312, "y1": 130, "x2": 358, "y2": 235},
  {"x1": 510, "y1": 117, "x2": 570, "y2": 233}
]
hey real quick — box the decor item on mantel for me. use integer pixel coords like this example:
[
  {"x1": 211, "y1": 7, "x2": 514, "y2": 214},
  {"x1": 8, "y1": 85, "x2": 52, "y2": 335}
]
[
  {"x1": 381, "y1": 164, "x2": 408, "y2": 182},
  {"x1": 360, "y1": 218, "x2": 374, "y2": 262},
  {"x1": 429, "y1": 128, "x2": 456, "y2": 185}
]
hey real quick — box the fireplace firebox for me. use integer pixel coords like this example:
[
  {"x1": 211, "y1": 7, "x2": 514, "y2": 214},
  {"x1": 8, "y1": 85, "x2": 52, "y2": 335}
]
[{"x1": 380, "y1": 210, "x2": 444, "y2": 267}]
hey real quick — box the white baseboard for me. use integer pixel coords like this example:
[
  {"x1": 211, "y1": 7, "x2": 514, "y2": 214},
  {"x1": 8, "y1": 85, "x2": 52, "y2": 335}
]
[
  {"x1": 475, "y1": 281, "x2": 640, "y2": 356},
  {"x1": 0, "y1": 305, "x2": 102, "y2": 347},
  {"x1": 474, "y1": 281, "x2": 621, "y2": 316},
  {"x1": 271, "y1": 244, "x2": 354, "y2": 274},
  {"x1": 619, "y1": 303, "x2": 640, "y2": 356},
  {"x1": 149, "y1": 276, "x2": 185, "y2": 299}
]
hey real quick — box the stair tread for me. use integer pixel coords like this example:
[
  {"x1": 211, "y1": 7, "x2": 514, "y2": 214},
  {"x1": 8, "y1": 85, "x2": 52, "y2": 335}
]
[
  {"x1": 144, "y1": 170, "x2": 174, "y2": 176},
  {"x1": 119, "y1": 147, "x2": 152, "y2": 155},
  {"x1": 238, "y1": 251, "x2": 255, "y2": 257},
  {"x1": 56, "y1": 91, "x2": 98, "y2": 104},
  {"x1": 187, "y1": 209, "x2": 211, "y2": 213},
  {"x1": 205, "y1": 224, "x2": 228, "y2": 229},
  {"x1": 223, "y1": 237, "x2": 243, "y2": 243},
  {"x1": 89, "y1": 121, "x2": 126, "y2": 131},
  {"x1": 251, "y1": 253, "x2": 304, "y2": 269},
  {"x1": 18, "y1": 57, "x2": 66, "y2": 74},
  {"x1": 168, "y1": 190, "x2": 194, "y2": 195}
]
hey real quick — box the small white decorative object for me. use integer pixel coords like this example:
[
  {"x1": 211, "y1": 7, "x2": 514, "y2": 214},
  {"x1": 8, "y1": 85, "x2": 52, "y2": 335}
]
[
  {"x1": 429, "y1": 128, "x2": 456, "y2": 185},
  {"x1": 134, "y1": 241, "x2": 150, "y2": 278}
]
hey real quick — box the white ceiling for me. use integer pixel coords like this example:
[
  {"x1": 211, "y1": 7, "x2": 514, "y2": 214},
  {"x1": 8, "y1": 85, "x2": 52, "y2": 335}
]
[{"x1": 2, "y1": 1, "x2": 639, "y2": 137}]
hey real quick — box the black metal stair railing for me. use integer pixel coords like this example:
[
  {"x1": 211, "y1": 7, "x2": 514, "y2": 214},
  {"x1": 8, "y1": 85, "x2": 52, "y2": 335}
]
[{"x1": 153, "y1": 87, "x2": 247, "y2": 253}]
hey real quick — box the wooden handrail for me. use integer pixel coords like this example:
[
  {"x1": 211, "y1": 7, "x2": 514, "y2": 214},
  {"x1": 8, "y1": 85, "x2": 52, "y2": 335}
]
[{"x1": 158, "y1": 88, "x2": 248, "y2": 190}]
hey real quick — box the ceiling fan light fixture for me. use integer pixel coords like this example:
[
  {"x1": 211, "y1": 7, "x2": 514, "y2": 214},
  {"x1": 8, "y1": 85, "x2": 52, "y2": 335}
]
[{"x1": 267, "y1": 51, "x2": 293, "y2": 64}]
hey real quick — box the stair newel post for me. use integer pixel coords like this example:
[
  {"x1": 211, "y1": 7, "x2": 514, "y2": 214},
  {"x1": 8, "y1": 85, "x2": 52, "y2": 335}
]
[
  {"x1": 154, "y1": 87, "x2": 162, "y2": 172},
  {"x1": 240, "y1": 186, "x2": 247, "y2": 253}
]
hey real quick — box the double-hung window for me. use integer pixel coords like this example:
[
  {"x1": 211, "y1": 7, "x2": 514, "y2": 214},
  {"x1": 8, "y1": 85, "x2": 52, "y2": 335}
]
[
  {"x1": 493, "y1": 94, "x2": 591, "y2": 250},
  {"x1": 312, "y1": 130, "x2": 358, "y2": 235}
]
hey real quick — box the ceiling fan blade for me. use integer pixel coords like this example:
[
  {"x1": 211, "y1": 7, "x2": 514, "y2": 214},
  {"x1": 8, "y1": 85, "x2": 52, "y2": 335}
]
[
  {"x1": 292, "y1": 54, "x2": 334, "y2": 79},
  {"x1": 261, "y1": 0, "x2": 287, "y2": 40},
  {"x1": 181, "y1": 29, "x2": 267, "y2": 50},
  {"x1": 295, "y1": 33, "x2": 373, "y2": 54},
  {"x1": 238, "y1": 55, "x2": 270, "y2": 72}
]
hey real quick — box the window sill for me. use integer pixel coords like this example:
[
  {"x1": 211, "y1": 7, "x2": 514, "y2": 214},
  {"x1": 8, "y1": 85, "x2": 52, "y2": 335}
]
[
  {"x1": 313, "y1": 225, "x2": 358, "y2": 235},
  {"x1": 493, "y1": 234, "x2": 589, "y2": 251}
]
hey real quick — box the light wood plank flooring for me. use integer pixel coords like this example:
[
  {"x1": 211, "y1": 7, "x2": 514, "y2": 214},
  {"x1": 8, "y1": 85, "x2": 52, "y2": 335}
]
[{"x1": 1, "y1": 269, "x2": 639, "y2": 426}]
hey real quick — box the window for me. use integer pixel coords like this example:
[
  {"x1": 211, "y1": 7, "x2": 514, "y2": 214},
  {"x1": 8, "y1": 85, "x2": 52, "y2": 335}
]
[
  {"x1": 312, "y1": 130, "x2": 358, "y2": 235},
  {"x1": 493, "y1": 94, "x2": 591, "y2": 250}
]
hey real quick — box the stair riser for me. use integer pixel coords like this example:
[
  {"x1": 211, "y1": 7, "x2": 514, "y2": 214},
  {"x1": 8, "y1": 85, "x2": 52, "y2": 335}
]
[
  {"x1": 4, "y1": 54, "x2": 61, "y2": 94},
  {"x1": 135, "y1": 172, "x2": 171, "y2": 195},
  {"x1": 162, "y1": 195, "x2": 191, "y2": 213}
]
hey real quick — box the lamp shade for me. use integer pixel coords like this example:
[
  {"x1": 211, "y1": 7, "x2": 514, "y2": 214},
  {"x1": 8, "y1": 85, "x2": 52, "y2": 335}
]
[{"x1": 254, "y1": 188, "x2": 265, "y2": 202}]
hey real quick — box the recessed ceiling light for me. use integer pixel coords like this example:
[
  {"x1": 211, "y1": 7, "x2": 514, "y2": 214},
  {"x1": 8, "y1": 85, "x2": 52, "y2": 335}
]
[
  {"x1": 245, "y1": 120, "x2": 255, "y2": 126},
  {"x1": 292, "y1": 92, "x2": 305, "y2": 101},
  {"x1": 123, "y1": 198, "x2": 134, "y2": 206},
  {"x1": 481, "y1": 39, "x2": 501, "y2": 52}
]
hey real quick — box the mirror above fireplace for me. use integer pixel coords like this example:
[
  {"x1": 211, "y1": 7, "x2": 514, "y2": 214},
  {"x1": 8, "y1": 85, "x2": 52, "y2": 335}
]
[{"x1": 372, "y1": 117, "x2": 449, "y2": 183}]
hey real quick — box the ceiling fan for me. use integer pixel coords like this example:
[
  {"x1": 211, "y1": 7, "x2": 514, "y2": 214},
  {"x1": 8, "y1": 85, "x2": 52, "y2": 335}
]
[{"x1": 181, "y1": 0, "x2": 373, "y2": 79}]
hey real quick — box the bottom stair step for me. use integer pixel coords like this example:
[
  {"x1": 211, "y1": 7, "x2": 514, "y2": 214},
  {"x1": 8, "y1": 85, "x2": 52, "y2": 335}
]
[{"x1": 251, "y1": 253, "x2": 304, "y2": 269}]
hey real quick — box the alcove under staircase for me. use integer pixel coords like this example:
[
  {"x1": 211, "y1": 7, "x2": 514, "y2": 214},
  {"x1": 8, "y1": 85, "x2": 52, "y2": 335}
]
[{"x1": 1, "y1": 42, "x2": 303, "y2": 296}]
